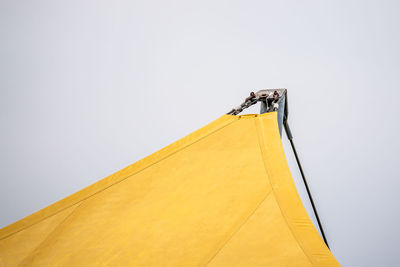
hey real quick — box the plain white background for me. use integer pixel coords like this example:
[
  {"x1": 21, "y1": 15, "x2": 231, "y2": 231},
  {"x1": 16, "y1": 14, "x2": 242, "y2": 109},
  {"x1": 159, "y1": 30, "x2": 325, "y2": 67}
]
[{"x1": 1, "y1": 0, "x2": 400, "y2": 266}]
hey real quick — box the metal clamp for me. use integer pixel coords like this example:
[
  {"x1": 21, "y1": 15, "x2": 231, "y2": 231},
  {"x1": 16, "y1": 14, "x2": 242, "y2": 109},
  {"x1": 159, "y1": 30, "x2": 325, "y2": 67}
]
[{"x1": 227, "y1": 89, "x2": 287, "y2": 115}]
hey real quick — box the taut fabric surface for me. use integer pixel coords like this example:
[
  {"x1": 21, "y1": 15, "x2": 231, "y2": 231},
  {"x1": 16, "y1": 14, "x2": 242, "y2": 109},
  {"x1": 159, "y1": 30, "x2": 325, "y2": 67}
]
[{"x1": 0, "y1": 112, "x2": 340, "y2": 266}]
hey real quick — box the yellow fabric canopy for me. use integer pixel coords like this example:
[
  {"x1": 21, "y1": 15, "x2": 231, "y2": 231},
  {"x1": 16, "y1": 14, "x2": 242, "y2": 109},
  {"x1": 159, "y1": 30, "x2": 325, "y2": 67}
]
[{"x1": 0, "y1": 112, "x2": 340, "y2": 266}]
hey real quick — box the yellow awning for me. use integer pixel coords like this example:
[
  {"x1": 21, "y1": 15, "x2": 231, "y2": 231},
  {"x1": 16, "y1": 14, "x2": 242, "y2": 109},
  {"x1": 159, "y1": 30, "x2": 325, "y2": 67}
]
[{"x1": 0, "y1": 112, "x2": 340, "y2": 266}]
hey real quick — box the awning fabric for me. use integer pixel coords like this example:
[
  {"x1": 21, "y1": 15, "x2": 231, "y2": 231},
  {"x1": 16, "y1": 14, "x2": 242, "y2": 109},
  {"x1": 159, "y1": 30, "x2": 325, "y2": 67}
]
[{"x1": 0, "y1": 112, "x2": 340, "y2": 266}]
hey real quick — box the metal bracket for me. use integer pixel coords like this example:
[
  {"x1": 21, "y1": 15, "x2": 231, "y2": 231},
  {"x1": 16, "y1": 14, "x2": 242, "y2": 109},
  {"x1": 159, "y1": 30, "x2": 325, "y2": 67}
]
[{"x1": 227, "y1": 89, "x2": 287, "y2": 116}]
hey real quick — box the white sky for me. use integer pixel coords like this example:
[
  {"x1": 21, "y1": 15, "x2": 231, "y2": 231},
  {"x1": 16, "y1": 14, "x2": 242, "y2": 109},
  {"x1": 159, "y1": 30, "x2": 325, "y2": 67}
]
[{"x1": 1, "y1": 0, "x2": 400, "y2": 266}]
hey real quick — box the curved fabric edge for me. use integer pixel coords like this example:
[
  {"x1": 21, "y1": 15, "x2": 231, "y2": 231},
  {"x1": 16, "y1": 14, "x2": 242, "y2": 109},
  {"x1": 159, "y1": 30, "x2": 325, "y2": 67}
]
[
  {"x1": 255, "y1": 113, "x2": 340, "y2": 266},
  {"x1": 0, "y1": 115, "x2": 238, "y2": 240}
]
